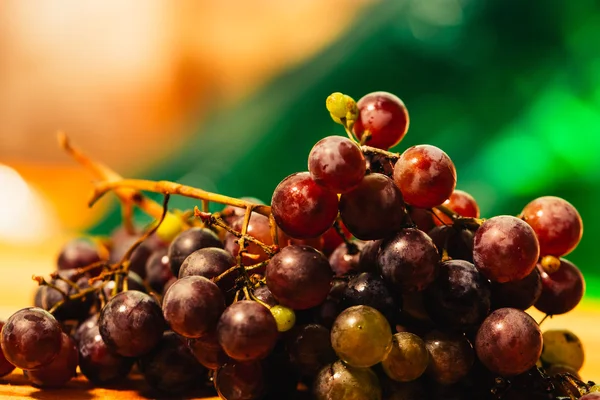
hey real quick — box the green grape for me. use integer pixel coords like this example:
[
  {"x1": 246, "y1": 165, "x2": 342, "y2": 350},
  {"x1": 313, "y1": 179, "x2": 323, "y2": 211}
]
[
  {"x1": 331, "y1": 305, "x2": 392, "y2": 368},
  {"x1": 589, "y1": 385, "x2": 600, "y2": 392},
  {"x1": 313, "y1": 360, "x2": 381, "y2": 400},
  {"x1": 382, "y1": 332, "x2": 429, "y2": 382},
  {"x1": 269, "y1": 305, "x2": 296, "y2": 332},
  {"x1": 155, "y1": 212, "x2": 184, "y2": 242},
  {"x1": 540, "y1": 330, "x2": 584, "y2": 371}
]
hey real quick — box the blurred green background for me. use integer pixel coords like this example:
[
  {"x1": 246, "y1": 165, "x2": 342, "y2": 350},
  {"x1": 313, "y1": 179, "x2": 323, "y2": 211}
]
[{"x1": 87, "y1": 1, "x2": 598, "y2": 293}]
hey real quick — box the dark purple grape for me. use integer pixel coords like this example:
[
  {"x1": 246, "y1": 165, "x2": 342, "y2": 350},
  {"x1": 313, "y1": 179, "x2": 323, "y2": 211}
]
[
  {"x1": 163, "y1": 276, "x2": 225, "y2": 338},
  {"x1": 179, "y1": 247, "x2": 236, "y2": 291},
  {"x1": 393, "y1": 145, "x2": 457, "y2": 208},
  {"x1": 342, "y1": 272, "x2": 400, "y2": 323},
  {"x1": 428, "y1": 225, "x2": 475, "y2": 262},
  {"x1": 138, "y1": 331, "x2": 206, "y2": 393},
  {"x1": 168, "y1": 227, "x2": 223, "y2": 276},
  {"x1": 78, "y1": 324, "x2": 134, "y2": 385},
  {"x1": 329, "y1": 241, "x2": 364, "y2": 276},
  {"x1": 408, "y1": 207, "x2": 435, "y2": 232},
  {"x1": 34, "y1": 270, "x2": 95, "y2": 322},
  {"x1": 521, "y1": 196, "x2": 583, "y2": 257},
  {"x1": 1, "y1": 307, "x2": 62, "y2": 370},
  {"x1": 99, "y1": 290, "x2": 165, "y2": 357},
  {"x1": 321, "y1": 220, "x2": 352, "y2": 257},
  {"x1": 424, "y1": 330, "x2": 474, "y2": 385},
  {"x1": 490, "y1": 267, "x2": 542, "y2": 311},
  {"x1": 0, "y1": 322, "x2": 15, "y2": 377},
  {"x1": 57, "y1": 238, "x2": 102, "y2": 273},
  {"x1": 253, "y1": 285, "x2": 278, "y2": 307},
  {"x1": 475, "y1": 308, "x2": 542, "y2": 376},
  {"x1": 266, "y1": 245, "x2": 333, "y2": 310},
  {"x1": 217, "y1": 300, "x2": 278, "y2": 361},
  {"x1": 271, "y1": 172, "x2": 339, "y2": 239},
  {"x1": 423, "y1": 260, "x2": 490, "y2": 330},
  {"x1": 535, "y1": 258, "x2": 585, "y2": 315},
  {"x1": 73, "y1": 314, "x2": 99, "y2": 345},
  {"x1": 286, "y1": 324, "x2": 337, "y2": 378},
  {"x1": 339, "y1": 173, "x2": 407, "y2": 240},
  {"x1": 353, "y1": 91, "x2": 409, "y2": 150},
  {"x1": 187, "y1": 330, "x2": 228, "y2": 370},
  {"x1": 215, "y1": 360, "x2": 266, "y2": 400},
  {"x1": 308, "y1": 135, "x2": 366, "y2": 193},
  {"x1": 145, "y1": 249, "x2": 174, "y2": 293},
  {"x1": 359, "y1": 239, "x2": 382, "y2": 272},
  {"x1": 313, "y1": 360, "x2": 382, "y2": 400},
  {"x1": 377, "y1": 228, "x2": 439, "y2": 292},
  {"x1": 24, "y1": 333, "x2": 78, "y2": 388},
  {"x1": 473, "y1": 216, "x2": 540, "y2": 283}
]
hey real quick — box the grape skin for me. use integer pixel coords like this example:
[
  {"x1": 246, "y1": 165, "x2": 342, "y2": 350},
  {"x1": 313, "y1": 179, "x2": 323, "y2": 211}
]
[
  {"x1": 475, "y1": 308, "x2": 542, "y2": 376},
  {"x1": 271, "y1": 172, "x2": 339, "y2": 239},
  {"x1": 187, "y1": 330, "x2": 228, "y2": 370},
  {"x1": 57, "y1": 238, "x2": 102, "y2": 273},
  {"x1": 490, "y1": 267, "x2": 542, "y2": 311},
  {"x1": 266, "y1": 245, "x2": 333, "y2": 310},
  {"x1": 145, "y1": 249, "x2": 174, "y2": 293},
  {"x1": 313, "y1": 360, "x2": 382, "y2": 400},
  {"x1": 286, "y1": 323, "x2": 337, "y2": 378},
  {"x1": 78, "y1": 324, "x2": 134, "y2": 385},
  {"x1": 225, "y1": 213, "x2": 287, "y2": 265},
  {"x1": 353, "y1": 91, "x2": 410, "y2": 150},
  {"x1": 0, "y1": 322, "x2": 15, "y2": 378},
  {"x1": 217, "y1": 300, "x2": 278, "y2": 362},
  {"x1": 340, "y1": 173, "x2": 407, "y2": 240},
  {"x1": 162, "y1": 276, "x2": 225, "y2": 338},
  {"x1": 24, "y1": 333, "x2": 78, "y2": 388},
  {"x1": 473, "y1": 215, "x2": 540, "y2": 283},
  {"x1": 308, "y1": 135, "x2": 367, "y2": 193},
  {"x1": 393, "y1": 145, "x2": 457, "y2": 209},
  {"x1": 1, "y1": 307, "x2": 63, "y2": 370},
  {"x1": 432, "y1": 189, "x2": 480, "y2": 226},
  {"x1": 377, "y1": 228, "x2": 439, "y2": 292},
  {"x1": 424, "y1": 330, "x2": 474, "y2": 385},
  {"x1": 215, "y1": 360, "x2": 266, "y2": 400},
  {"x1": 98, "y1": 290, "x2": 165, "y2": 357},
  {"x1": 521, "y1": 196, "x2": 583, "y2": 257},
  {"x1": 381, "y1": 332, "x2": 429, "y2": 382},
  {"x1": 167, "y1": 227, "x2": 223, "y2": 276},
  {"x1": 330, "y1": 305, "x2": 392, "y2": 368},
  {"x1": 540, "y1": 329, "x2": 584, "y2": 371},
  {"x1": 535, "y1": 258, "x2": 585, "y2": 315}
]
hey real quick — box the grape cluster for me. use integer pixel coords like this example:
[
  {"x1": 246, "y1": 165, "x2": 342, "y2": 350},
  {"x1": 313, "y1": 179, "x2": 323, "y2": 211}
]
[{"x1": 0, "y1": 91, "x2": 593, "y2": 399}]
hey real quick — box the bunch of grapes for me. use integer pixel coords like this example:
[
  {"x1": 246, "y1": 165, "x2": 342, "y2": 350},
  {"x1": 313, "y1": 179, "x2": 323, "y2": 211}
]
[{"x1": 0, "y1": 91, "x2": 595, "y2": 399}]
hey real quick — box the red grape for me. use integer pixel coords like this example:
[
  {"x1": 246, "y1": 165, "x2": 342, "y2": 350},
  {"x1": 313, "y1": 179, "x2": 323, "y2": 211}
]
[
  {"x1": 339, "y1": 173, "x2": 407, "y2": 240},
  {"x1": 0, "y1": 322, "x2": 15, "y2": 378},
  {"x1": 308, "y1": 135, "x2": 366, "y2": 193},
  {"x1": 215, "y1": 360, "x2": 266, "y2": 400},
  {"x1": 353, "y1": 91, "x2": 409, "y2": 150},
  {"x1": 271, "y1": 172, "x2": 339, "y2": 239},
  {"x1": 266, "y1": 245, "x2": 333, "y2": 310},
  {"x1": 179, "y1": 247, "x2": 236, "y2": 290},
  {"x1": 377, "y1": 228, "x2": 439, "y2": 292},
  {"x1": 475, "y1": 308, "x2": 542, "y2": 376},
  {"x1": 145, "y1": 249, "x2": 174, "y2": 293},
  {"x1": 217, "y1": 300, "x2": 278, "y2": 361},
  {"x1": 393, "y1": 145, "x2": 457, "y2": 208},
  {"x1": 473, "y1": 216, "x2": 540, "y2": 283},
  {"x1": 535, "y1": 258, "x2": 585, "y2": 315},
  {"x1": 424, "y1": 330, "x2": 474, "y2": 385},
  {"x1": 409, "y1": 207, "x2": 435, "y2": 232},
  {"x1": 521, "y1": 196, "x2": 583, "y2": 257},
  {"x1": 433, "y1": 189, "x2": 480, "y2": 226},
  {"x1": 320, "y1": 220, "x2": 352, "y2": 256},
  {"x1": 57, "y1": 238, "x2": 102, "y2": 275},
  {"x1": 328, "y1": 241, "x2": 364, "y2": 276},
  {"x1": 187, "y1": 330, "x2": 228, "y2": 370}
]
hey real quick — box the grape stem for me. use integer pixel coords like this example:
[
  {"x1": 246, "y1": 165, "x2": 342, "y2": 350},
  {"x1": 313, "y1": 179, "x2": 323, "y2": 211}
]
[
  {"x1": 32, "y1": 276, "x2": 69, "y2": 299},
  {"x1": 47, "y1": 283, "x2": 106, "y2": 315},
  {"x1": 57, "y1": 132, "x2": 165, "y2": 221},
  {"x1": 432, "y1": 204, "x2": 484, "y2": 230},
  {"x1": 89, "y1": 178, "x2": 271, "y2": 217},
  {"x1": 360, "y1": 145, "x2": 400, "y2": 160},
  {"x1": 194, "y1": 208, "x2": 277, "y2": 256},
  {"x1": 333, "y1": 219, "x2": 358, "y2": 255}
]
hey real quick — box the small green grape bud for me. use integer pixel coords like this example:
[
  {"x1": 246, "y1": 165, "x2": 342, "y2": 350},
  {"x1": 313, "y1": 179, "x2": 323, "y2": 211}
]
[
  {"x1": 326, "y1": 92, "x2": 358, "y2": 126},
  {"x1": 270, "y1": 305, "x2": 296, "y2": 332},
  {"x1": 155, "y1": 212, "x2": 184, "y2": 243}
]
